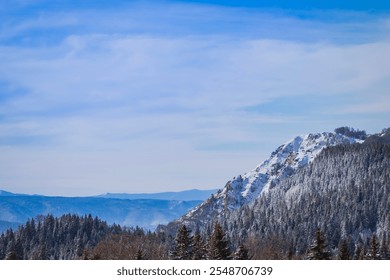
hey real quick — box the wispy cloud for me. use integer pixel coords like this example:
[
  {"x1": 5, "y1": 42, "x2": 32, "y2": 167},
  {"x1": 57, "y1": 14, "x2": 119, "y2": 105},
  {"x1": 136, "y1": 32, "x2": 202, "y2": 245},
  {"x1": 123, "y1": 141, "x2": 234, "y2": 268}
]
[{"x1": 1, "y1": 1, "x2": 389, "y2": 195}]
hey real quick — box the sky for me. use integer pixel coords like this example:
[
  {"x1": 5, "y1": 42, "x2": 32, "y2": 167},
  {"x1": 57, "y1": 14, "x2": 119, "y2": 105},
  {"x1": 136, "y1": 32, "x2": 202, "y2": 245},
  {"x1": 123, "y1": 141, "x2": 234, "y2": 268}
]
[{"x1": 0, "y1": 0, "x2": 389, "y2": 196}]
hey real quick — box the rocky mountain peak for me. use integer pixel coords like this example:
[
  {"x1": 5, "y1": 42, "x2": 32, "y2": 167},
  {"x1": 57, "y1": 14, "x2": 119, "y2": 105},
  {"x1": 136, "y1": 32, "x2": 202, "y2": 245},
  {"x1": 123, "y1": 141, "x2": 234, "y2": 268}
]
[{"x1": 175, "y1": 131, "x2": 363, "y2": 228}]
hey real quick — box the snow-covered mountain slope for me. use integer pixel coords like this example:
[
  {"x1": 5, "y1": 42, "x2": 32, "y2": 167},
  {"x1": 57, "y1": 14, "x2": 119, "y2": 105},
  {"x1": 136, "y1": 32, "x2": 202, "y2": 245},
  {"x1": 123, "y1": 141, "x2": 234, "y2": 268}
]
[
  {"x1": 223, "y1": 135, "x2": 390, "y2": 253},
  {"x1": 224, "y1": 132, "x2": 362, "y2": 206},
  {"x1": 167, "y1": 132, "x2": 363, "y2": 230}
]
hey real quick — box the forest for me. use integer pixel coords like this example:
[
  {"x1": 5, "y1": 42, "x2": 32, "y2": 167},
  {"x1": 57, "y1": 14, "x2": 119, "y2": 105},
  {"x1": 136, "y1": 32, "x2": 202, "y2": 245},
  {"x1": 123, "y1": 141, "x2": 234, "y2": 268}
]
[{"x1": 0, "y1": 213, "x2": 388, "y2": 260}]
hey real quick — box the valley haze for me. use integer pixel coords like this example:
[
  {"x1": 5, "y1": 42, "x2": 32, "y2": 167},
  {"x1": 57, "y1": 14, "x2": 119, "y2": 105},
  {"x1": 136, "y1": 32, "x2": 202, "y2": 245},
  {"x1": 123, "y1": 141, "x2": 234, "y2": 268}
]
[{"x1": 0, "y1": 188, "x2": 216, "y2": 232}]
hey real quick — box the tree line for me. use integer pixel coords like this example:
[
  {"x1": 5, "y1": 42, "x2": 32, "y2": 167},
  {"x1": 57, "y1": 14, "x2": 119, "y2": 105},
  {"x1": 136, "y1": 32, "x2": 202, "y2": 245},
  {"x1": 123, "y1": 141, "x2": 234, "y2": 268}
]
[
  {"x1": 169, "y1": 223, "x2": 249, "y2": 260},
  {"x1": 1, "y1": 213, "x2": 388, "y2": 260}
]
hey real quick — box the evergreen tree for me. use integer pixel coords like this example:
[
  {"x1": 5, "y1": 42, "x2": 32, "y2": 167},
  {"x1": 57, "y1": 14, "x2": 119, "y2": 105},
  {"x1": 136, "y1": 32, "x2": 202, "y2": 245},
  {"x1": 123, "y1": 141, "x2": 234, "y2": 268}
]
[
  {"x1": 37, "y1": 244, "x2": 48, "y2": 260},
  {"x1": 192, "y1": 232, "x2": 206, "y2": 260},
  {"x1": 170, "y1": 225, "x2": 193, "y2": 260},
  {"x1": 233, "y1": 244, "x2": 250, "y2": 260},
  {"x1": 338, "y1": 239, "x2": 351, "y2": 260},
  {"x1": 354, "y1": 244, "x2": 363, "y2": 260},
  {"x1": 5, "y1": 250, "x2": 18, "y2": 260},
  {"x1": 361, "y1": 244, "x2": 368, "y2": 260},
  {"x1": 82, "y1": 249, "x2": 90, "y2": 260},
  {"x1": 5, "y1": 230, "x2": 18, "y2": 260},
  {"x1": 287, "y1": 246, "x2": 294, "y2": 260},
  {"x1": 366, "y1": 235, "x2": 380, "y2": 260},
  {"x1": 380, "y1": 236, "x2": 390, "y2": 260},
  {"x1": 206, "y1": 223, "x2": 231, "y2": 260},
  {"x1": 134, "y1": 249, "x2": 144, "y2": 260},
  {"x1": 306, "y1": 229, "x2": 332, "y2": 260}
]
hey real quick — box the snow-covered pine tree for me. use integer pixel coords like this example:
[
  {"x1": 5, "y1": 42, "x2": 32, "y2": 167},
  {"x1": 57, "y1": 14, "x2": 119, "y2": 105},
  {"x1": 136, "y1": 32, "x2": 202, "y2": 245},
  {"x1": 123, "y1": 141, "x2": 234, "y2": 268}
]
[
  {"x1": 4, "y1": 230, "x2": 18, "y2": 260},
  {"x1": 306, "y1": 228, "x2": 332, "y2": 260},
  {"x1": 365, "y1": 235, "x2": 380, "y2": 260},
  {"x1": 380, "y1": 236, "x2": 390, "y2": 260}
]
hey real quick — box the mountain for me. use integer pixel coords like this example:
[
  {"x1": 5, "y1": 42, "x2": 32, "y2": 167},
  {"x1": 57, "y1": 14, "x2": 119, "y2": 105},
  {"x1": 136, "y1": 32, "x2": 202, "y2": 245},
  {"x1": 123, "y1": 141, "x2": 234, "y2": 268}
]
[
  {"x1": 0, "y1": 190, "x2": 23, "y2": 197},
  {"x1": 162, "y1": 128, "x2": 390, "y2": 257},
  {"x1": 96, "y1": 189, "x2": 218, "y2": 201},
  {"x1": 0, "y1": 189, "x2": 211, "y2": 232},
  {"x1": 164, "y1": 131, "x2": 362, "y2": 231},
  {"x1": 226, "y1": 137, "x2": 390, "y2": 257}
]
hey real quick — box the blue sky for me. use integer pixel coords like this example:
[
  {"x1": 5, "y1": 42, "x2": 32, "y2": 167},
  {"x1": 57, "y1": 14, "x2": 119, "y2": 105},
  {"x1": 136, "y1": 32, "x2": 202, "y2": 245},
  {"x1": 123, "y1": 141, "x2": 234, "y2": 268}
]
[{"x1": 1, "y1": 0, "x2": 390, "y2": 196}]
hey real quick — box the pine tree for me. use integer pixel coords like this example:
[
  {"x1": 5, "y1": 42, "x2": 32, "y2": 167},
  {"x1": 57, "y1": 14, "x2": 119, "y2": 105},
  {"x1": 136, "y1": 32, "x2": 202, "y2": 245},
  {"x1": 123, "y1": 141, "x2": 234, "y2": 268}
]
[
  {"x1": 380, "y1": 236, "x2": 390, "y2": 260},
  {"x1": 170, "y1": 225, "x2": 193, "y2": 260},
  {"x1": 5, "y1": 250, "x2": 18, "y2": 260},
  {"x1": 361, "y1": 244, "x2": 368, "y2": 260},
  {"x1": 366, "y1": 235, "x2": 380, "y2": 260},
  {"x1": 233, "y1": 244, "x2": 250, "y2": 260},
  {"x1": 338, "y1": 239, "x2": 351, "y2": 260},
  {"x1": 5, "y1": 239, "x2": 18, "y2": 260},
  {"x1": 354, "y1": 244, "x2": 363, "y2": 260},
  {"x1": 134, "y1": 249, "x2": 144, "y2": 260},
  {"x1": 82, "y1": 249, "x2": 90, "y2": 260},
  {"x1": 287, "y1": 247, "x2": 293, "y2": 260},
  {"x1": 192, "y1": 232, "x2": 206, "y2": 260},
  {"x1": 206, "y1": 223, "x2": 231, "y2": 260},
  {"x1": 37, "y1": 244, "x2": 48, "y2": 260},
  {"x1": 306, "y1": 228, "x2": 332, "y2": 260},
  {"x1": 5, "y1": 230, "x2": 18, "y2": 260}
]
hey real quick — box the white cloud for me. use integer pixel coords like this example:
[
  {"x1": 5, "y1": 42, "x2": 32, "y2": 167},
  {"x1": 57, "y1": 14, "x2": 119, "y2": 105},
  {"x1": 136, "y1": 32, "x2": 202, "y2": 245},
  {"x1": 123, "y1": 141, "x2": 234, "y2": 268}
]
[{"x1": 1, "y1": 2, "x2": 390, "y2": 195}]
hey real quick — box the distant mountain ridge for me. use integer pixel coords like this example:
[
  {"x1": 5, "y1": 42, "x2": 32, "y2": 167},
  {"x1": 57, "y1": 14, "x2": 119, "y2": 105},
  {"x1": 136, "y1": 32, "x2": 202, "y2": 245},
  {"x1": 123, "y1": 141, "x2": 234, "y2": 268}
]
[
  {"x1": 0, "y1": 190, "x2": 23, "y2": 196},
  {"x1": 0, "y1": 188, "x2": 217, "y2": 201},
  {"x1": 95, "y1": 189, "x2": 218, "y2": 201},
  {"x1": 0, "y1": 189, "x2": 216, "y2": 232}
]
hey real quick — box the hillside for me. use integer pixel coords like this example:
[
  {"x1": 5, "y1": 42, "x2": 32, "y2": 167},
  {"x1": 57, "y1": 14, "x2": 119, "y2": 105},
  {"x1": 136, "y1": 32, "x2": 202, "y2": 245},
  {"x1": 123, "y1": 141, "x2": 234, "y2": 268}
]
[
  {"x1": 225, "y1": 139, "x2": 390, "y2": 256},
  {"x1": 161, "y1": 128, "x2": 390, "y2": 258},
  {"x1": 163, "y1": 130, "x2": 364, "y2": 233}
]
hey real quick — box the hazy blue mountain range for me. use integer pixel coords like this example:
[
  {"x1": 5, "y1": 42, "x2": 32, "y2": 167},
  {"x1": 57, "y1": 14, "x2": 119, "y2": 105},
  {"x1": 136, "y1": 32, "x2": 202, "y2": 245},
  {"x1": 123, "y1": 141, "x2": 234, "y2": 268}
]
[
  {"x1": 0, "y1": 189, "x2": 216, "y2": 233},
  {"x1": 0, "y1": 190, "x2": 21, "y2": 197},
  {"x1": 95, "y1": 189, "x2": 218, "y2": 201}
]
